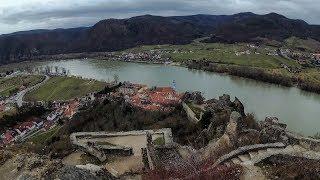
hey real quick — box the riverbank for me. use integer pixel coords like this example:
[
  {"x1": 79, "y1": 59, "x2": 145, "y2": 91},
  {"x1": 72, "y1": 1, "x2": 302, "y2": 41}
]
[
  {"x1": 104, "y1": 58, "x2": 320, "y2": 95},
  {"x1": 185, "y1": 60, "x2": 320, "y2": 94},
  {"x1": 1, "y1": 55, "x2": 320, "y2": 95},
  {"x1": 2, "y1": 38, "x2": 320, "y2": 95}
]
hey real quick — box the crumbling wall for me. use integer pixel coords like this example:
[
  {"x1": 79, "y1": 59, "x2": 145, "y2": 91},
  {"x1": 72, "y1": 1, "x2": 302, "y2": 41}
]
[
  {"x1": 201, "y1": 111, "x2": 241, "y2": 160},
  {"x1": 182, "y1": 102, "x2": 200, "y2": 123},
  {"x1": 70, "y1": 128, "x2": 174, "y2": 162},
  {"x1": 286, "y1": 131, "x2": 320, "y2": 151}
]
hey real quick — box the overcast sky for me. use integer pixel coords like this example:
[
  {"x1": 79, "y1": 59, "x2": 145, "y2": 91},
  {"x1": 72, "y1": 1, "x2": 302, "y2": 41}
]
[{"x1": 0, "y1": 0, "x2": 319, "y2": 34}]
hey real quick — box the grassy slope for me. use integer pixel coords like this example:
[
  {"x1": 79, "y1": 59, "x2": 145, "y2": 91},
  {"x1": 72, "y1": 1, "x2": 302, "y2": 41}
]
[
  {"x1": 285, "y1": 37, "x2": 320, "y2": 52},
  {"x1": 123, "y1": 41, "x2": 320, "y2": 85},
  {"x1": 25, "y1": 76, "x2": 106, "y2": 101},
  {"x1": 0, "y1": 75, "x2": 45, "y2": 97},
  {"x1": 298, "y1": 69, "x2": 320, "y2": 84},
  {"x1": 29, "y1": 126, "x2": 61, "y2": 145},
  {"x1": 123, "y1": 42, "x2": 300, "y2": 69}
]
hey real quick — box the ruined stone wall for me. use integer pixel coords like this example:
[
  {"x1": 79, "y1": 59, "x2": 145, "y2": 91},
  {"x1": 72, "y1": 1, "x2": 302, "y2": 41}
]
[
  {"x1": 70, "y1": 128, "x2": 174, "y2": 162},
  {"x1": 286, "y1": 131, "x2": 320, "y2": 151},
  {"x1": 71, "y1": 128, "x2": 173, "y2": 145},
  {"x1": 182, "y1": 102, "x2": 200, "y2": 123}
]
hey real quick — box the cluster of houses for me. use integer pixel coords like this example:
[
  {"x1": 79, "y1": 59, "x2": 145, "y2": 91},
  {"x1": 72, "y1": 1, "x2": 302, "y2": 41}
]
[
  {"x1": 0, "y1": 117, "x2": 43, "y2": 146},
  {"x1": 235, "y1": 45, "x2": 320, "y2": 68},
  {"x1": 112, "y1": 50, "x2": 171, "y2": 63},
  {"x1": 312, "y1": 53, "x2": 320, "y2": 66},
  {"x1": 117, "y1": 82, "x2": 183, "y2": 112},
  {"x1": 0, "y1": 100, "x2": 14, "y2": 113},
  {"x1": 235, "y1": 45, "x2": 282, "y2": 57},
  {"x1": 0, "y1": 99, "x2": 83, "y2": 147},
  {"x1": 235, "y1": 50, "x2": 252, "y2": 56}
]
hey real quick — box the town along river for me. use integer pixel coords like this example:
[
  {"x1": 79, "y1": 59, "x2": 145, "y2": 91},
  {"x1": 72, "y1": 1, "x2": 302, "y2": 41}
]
[{"x1": 31, "y1": 59, "x2": 320, "y2": 136}]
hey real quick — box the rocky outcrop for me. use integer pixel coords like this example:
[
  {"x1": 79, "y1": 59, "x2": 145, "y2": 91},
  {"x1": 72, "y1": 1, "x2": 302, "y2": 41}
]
[
  {"x1": 0, "y1": 153, "x2": 62, "y2": 179},
  {"x1": 201, "y1": 111, "x2": 242, "y2": 160},
  {"x1": 54, "y1": 166, "x2": 106, "y2": 180},
  {"x1": 205, "y1": 94, "x2": 245, "y2": 116},
  {"x1": 201, "y1": 94, "x2": 249, "y2": 143},
  {"x1": 237, "y1": 129, "x2": 261, "y2": 147},
  {"x1": 182, "y1": 91, "x2": 205, "y2": 104},
  {"x1": 233, "y1": 97, "x2": 245, "y2": 117},
  {"x1": 0, "y1": 152, "x2": 114, "y2": 180},
  {"x1": 259, "y1": 117, "x2": 289, "y2": 144}
]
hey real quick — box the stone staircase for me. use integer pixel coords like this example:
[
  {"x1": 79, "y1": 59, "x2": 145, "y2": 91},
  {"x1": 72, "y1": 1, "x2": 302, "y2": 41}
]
[
  {"x1": 226, "y1": 144, "x2": 320, "y2": 166},
  {"x1": 219, "y1": 144, "x2": 320, "y2": 180}
]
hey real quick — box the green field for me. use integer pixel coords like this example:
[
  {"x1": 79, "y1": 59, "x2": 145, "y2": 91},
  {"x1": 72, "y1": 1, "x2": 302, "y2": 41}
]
[
  {"x1": 25, "y1": 76, "x2": 106, "y2": 101},
  {"x1": 122, "y1": 42, "x2": 301, "y2": 69},
  {"x1": 121, "y1": 41, "x2": 320, "y2": 86},
  {"x1": 0, "y1": 75, "x2": 45, "y2": 97}
]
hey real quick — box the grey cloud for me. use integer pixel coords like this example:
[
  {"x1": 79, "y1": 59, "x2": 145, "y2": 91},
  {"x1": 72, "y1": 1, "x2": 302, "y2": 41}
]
[{"x1": 1, "y1": 0, "x2": 320, "y2": 34}]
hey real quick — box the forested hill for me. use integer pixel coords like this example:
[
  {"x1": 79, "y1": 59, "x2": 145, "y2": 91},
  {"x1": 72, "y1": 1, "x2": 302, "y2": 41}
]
[{"x1": 1, "y1": 12, "x2": 320, "y2": 64}]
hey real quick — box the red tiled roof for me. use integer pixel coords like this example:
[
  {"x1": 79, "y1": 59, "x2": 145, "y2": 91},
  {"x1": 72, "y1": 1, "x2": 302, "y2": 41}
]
[
  {"x1": 3, "y1": 131, "x2": 14, "y2": 144},
  {"x1": 43, "y1": 121, "x2": 54, "y2": 131},
  {"x1": 64, "y1": 100, "x2": 80, "y2": 117},
  {"x1": 128, "y1": 86, "x2": 181, "y2": 112},
  {"x1": 14, "y1": 121, "x2": 35, "y2": 132}
]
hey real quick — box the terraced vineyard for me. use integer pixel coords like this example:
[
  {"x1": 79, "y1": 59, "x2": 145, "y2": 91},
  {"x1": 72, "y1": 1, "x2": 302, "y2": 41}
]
[{"x1": 24, "y1": 76, "x2": 106, "y2": 101}]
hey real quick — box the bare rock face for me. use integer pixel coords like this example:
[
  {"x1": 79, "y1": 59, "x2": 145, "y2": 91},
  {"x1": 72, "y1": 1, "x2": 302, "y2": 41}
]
[
  {"x1": 54, "y1": 166, "x2": 101, "y2": 180},
  {"x1": 201, "y1": 111, "x2": 241, "y2": 160},
  {"x1": 237, "y1": 129, "x2": 261, "y2": 146},
  {"x1": 229, "y1": 111, "x2": 242, "y2": 124},
  {"x1": 260, "y1": 117, "x2": 288, "y2": 144},
  {"x1": 205, "y1": 94, "x2": 245, "y2": 117},
  {"x1": 226, "y1": 111, "x2": 241, "y2": 143},
  {"x1": 26, "y1": 154, "x2": 45, "y2": 170},
  {"x1": 0, "y1": 150, "x2": 13, "y2": 166},
  {"x1": 202, "y1": 133, "x2": 233, "y2": 160},
  {"x1": 218, "y1": 94, "x2": 232, "y2": 106},
  {"x1": 183, "y1": 91, "x2": 205, "y2": 104},
  {"x1": 233, "y1": 97, "x2": 245, "y2": 117}
]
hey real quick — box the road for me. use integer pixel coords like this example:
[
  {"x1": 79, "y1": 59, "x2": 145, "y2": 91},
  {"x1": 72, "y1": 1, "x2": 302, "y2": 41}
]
[{"x1": 12, "y1": 75, "x2": 50, "y2": 107}]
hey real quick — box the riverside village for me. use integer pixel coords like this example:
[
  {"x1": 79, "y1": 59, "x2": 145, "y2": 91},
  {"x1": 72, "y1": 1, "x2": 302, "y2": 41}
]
[{"x1": 0, "y1": 66, "x2": 319, "y2": 179}]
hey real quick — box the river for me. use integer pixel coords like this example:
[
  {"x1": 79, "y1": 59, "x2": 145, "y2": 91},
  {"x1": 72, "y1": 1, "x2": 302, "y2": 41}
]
[{"x1": 30, "y1": 59, "x2": 320, "y2": 136}]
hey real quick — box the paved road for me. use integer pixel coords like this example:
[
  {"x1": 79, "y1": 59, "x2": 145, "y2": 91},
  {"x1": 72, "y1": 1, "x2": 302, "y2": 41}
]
[{"x1": 12, "y1": 75, "x2": 50, "y2": 107}]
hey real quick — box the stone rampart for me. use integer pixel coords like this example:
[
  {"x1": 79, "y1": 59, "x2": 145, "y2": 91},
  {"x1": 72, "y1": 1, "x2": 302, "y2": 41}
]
[
  {"x1": 286, "y1": 131, "x2": 320, "y2": 151},
  {"x1": 182, "y1": 102, "x2": 200, "y2": 123},
  {"x1": 70, "y1": 128, "x2": 173, "y2": 162},
  {"x1": 213, "y1": 142, "x2": 285, "y2": 166}
]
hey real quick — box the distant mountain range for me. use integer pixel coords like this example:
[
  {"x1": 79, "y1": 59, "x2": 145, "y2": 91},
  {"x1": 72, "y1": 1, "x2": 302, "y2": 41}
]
[{"x1": 1, "y1": 12, "x2": 320, "y2": 64}]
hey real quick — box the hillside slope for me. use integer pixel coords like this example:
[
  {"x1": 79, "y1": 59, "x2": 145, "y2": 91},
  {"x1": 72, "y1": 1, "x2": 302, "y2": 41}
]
[
  {"x1": 206, "y1": 13, "x2": 320, "y2": 43},
  {"x1": 0, "y1": 13, "x2": 319, "y2": 64}
]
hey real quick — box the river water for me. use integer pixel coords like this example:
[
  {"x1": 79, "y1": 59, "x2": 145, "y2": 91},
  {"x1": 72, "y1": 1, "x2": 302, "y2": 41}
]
[{"x1": 31, "y1": 59, "x2": 320, "y2": 136}]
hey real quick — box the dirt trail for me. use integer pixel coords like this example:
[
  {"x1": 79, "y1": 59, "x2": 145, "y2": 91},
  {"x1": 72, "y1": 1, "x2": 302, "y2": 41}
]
[{"x1": 241, "y1": 165, "x2": 266, "y2": 180}]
